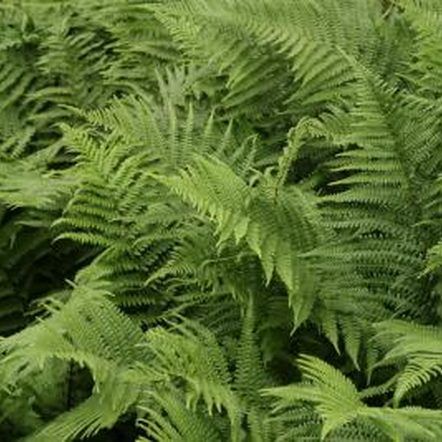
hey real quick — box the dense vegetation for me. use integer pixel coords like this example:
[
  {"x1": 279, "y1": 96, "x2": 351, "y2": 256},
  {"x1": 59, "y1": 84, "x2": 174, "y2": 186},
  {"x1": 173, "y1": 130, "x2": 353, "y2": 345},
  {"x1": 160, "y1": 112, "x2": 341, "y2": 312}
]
[{"x1": 0, "y1": 0, "x2": 442, "y2": 440}]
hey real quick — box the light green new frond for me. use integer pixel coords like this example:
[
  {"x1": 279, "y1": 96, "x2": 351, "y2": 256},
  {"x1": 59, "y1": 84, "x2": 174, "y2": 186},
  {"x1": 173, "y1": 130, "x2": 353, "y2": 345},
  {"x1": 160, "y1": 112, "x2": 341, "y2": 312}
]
[
  {"x1": 164, "y1": 155, "x2": 324, "y2": 326},
  {"x1": 299, "y1": 354, "x2": 364, "y2": 438},
  {"x1": 375, "y1": 320, "x2": 442, "y2": 406},
  {"x1": 263, "y1": 355, "x2": 364, "y2": 439},
  {"x1": 163, "y1": 156, "x2": 250, "y2": 244}
]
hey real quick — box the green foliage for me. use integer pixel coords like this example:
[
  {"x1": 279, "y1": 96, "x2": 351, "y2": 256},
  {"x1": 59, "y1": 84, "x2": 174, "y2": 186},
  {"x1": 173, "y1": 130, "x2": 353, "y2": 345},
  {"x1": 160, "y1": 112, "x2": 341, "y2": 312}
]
[
  {"x1": 0, "y1": 0, "x2": 442, "y2": 441},
  {"x1": 264, "y1": 355, "x2": 442, "y2": 441}
]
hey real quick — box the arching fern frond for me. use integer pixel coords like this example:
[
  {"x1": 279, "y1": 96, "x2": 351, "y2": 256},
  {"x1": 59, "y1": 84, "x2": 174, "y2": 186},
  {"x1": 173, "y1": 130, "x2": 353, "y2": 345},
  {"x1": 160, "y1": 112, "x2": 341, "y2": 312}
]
[
  {"x1": 375, "y1": 320, "x2": 442, "y2": 406},
  {"x1": 154, "y1": 0, "x2": 390, "y2": 116},
  {"x1": 163, "y1": 155, "x2": 324, "y2": 327},
  {"x1": 264, "y1": 354, "x2": 442, "y2": 441},
  {"x1": 0, "y1": 284, "x2": 146, "y2": 440},
  {"x1": 138, "y1": 390, "x2": 223, "y2": 442},
  {"x1": 135, "y1": 319, "x2": 242, "y2": 440}
]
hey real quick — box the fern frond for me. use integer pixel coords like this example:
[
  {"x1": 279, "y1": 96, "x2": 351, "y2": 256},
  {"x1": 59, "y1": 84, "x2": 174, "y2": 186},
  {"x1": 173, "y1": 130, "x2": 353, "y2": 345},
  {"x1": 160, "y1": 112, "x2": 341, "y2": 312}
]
[
  {"x1": 135, "y1": 319, "x2": 242, "y2": 440},
  {"x1": 375, "y1": 320, "x2": 442, "y2": 406},
  {"x1": 0, "y1": 284, "x2": 145, "y2": 439},
  {"x1": 234, "y1": 297, "x2": 268, "y2": 406},
  {"x1": 164, "y1": 155, "x2": 324, "y2": 327},
  {"x1": 138, "y1": 390, "x2": 223, "y2": 442},
  {"x1": 264, "y1": 354, "x2": 442, "y2": 441}
]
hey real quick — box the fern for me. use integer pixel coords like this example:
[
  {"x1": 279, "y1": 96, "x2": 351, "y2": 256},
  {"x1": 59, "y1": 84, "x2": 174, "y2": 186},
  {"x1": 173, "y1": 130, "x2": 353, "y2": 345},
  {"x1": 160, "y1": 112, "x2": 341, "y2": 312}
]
[
  {"x1": 1, "y1": 0, "x2": 442, "y2": 440},
  {"x1": 264, "y1": 355, "x2": 442, "y2": 441},
  {"x1": 375, "y1": 320, "x2": 442, "y2": 406}
]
